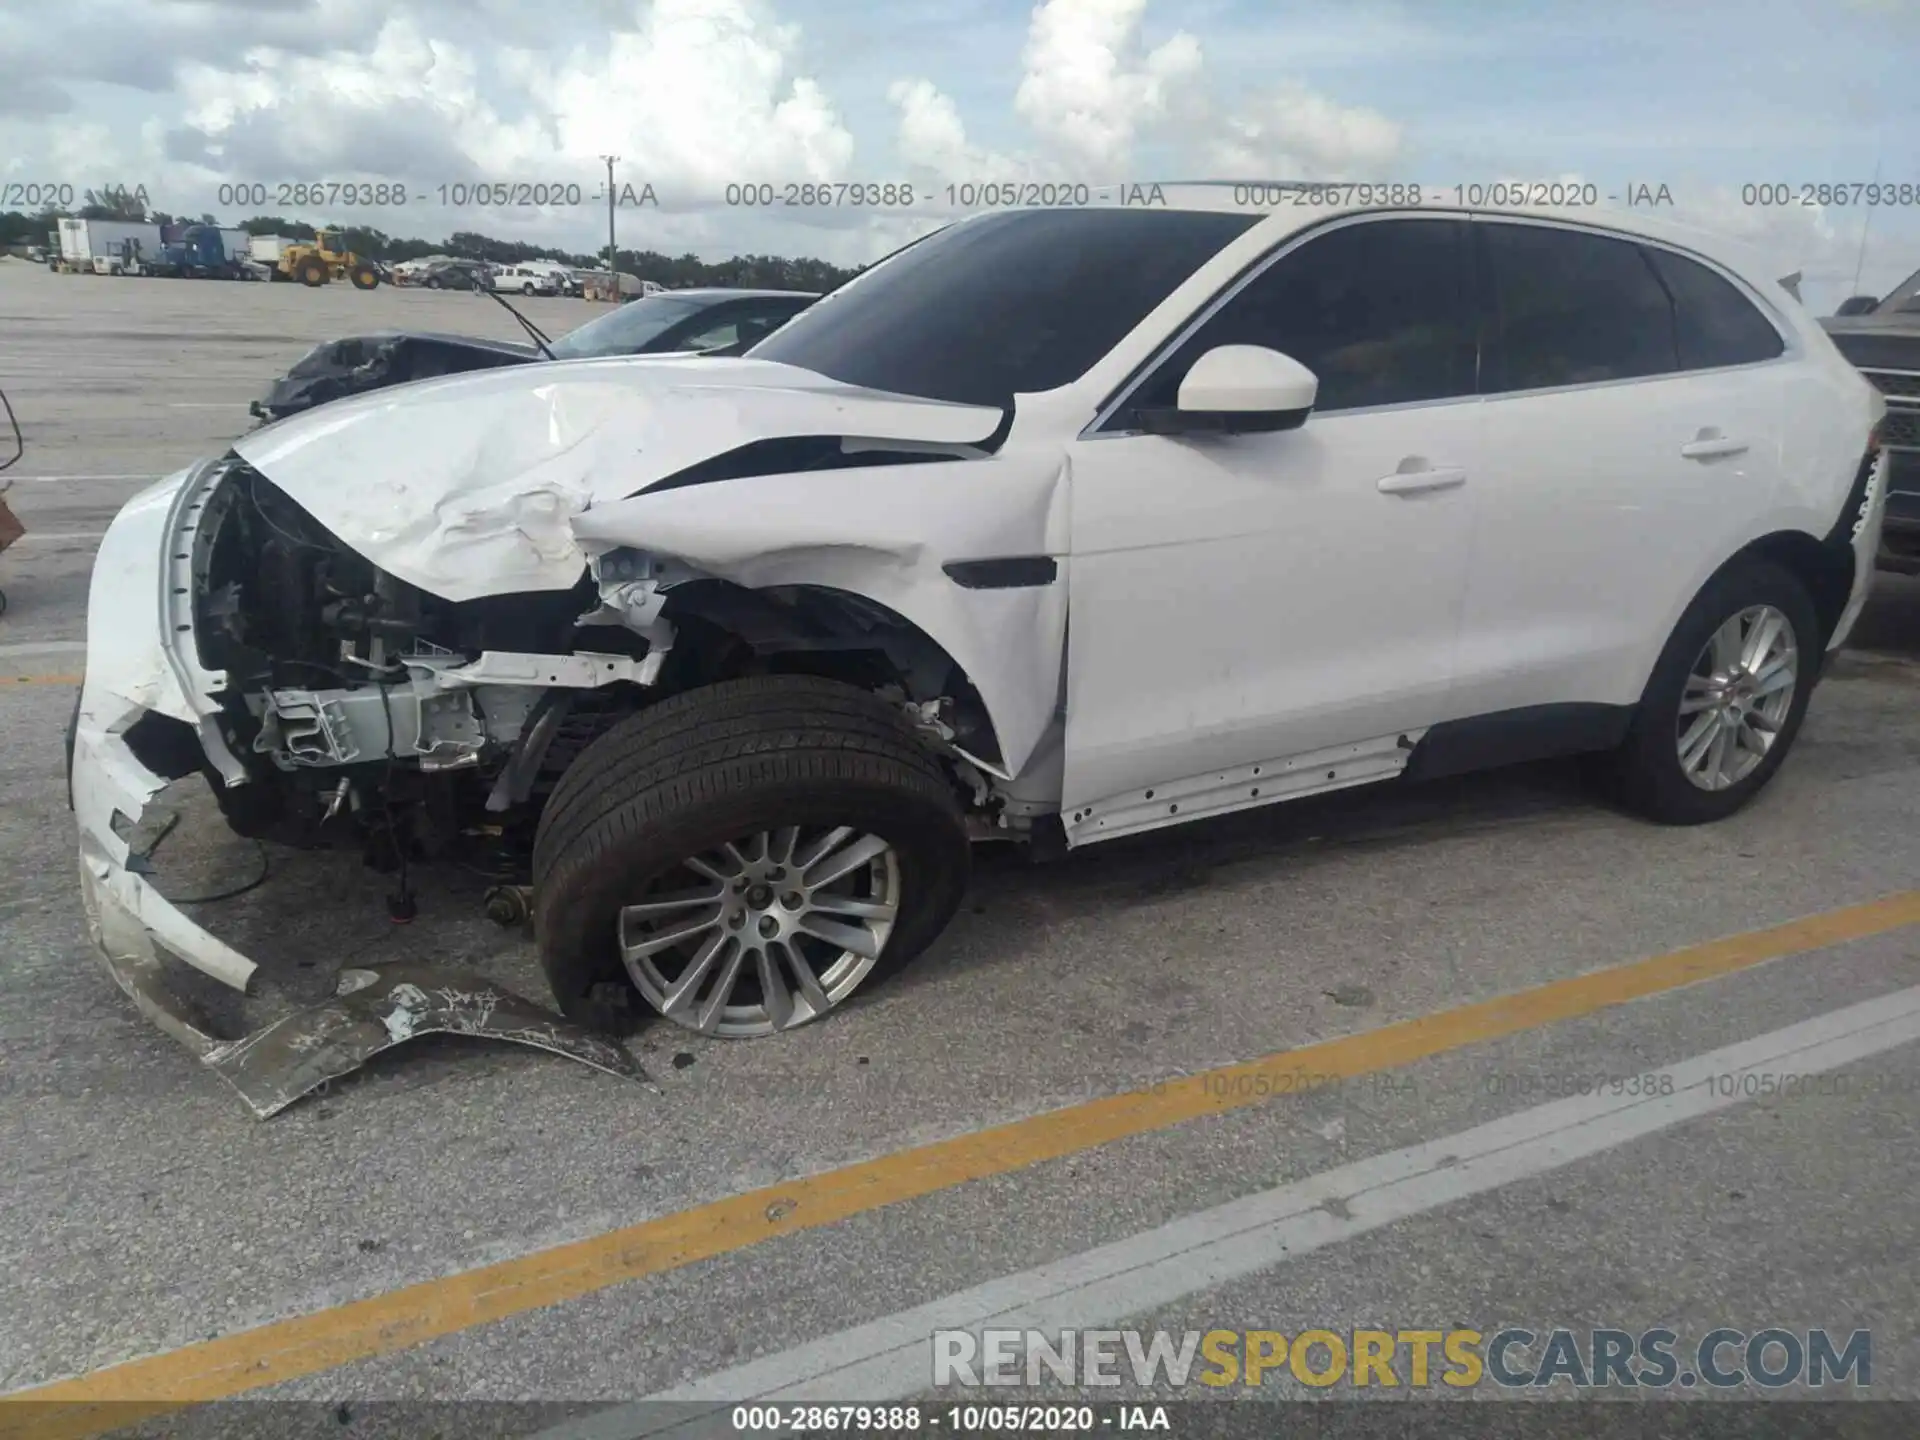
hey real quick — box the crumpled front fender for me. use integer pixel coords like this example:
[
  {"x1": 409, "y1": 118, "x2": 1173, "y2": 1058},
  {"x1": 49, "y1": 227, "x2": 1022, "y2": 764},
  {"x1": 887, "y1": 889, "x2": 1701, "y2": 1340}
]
[{"x1": 571, "y1": 451, "x2": 1072, "y2": 780}]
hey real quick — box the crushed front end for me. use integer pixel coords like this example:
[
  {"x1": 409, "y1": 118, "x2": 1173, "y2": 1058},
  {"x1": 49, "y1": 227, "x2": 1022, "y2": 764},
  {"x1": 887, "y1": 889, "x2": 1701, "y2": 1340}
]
[{"x1": 70, "y1": 453, "x2": 662, "y2": 1115}]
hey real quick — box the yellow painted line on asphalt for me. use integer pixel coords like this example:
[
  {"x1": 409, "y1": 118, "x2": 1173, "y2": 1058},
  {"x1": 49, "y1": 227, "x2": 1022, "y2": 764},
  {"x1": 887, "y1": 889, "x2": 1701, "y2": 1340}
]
[{"x1": 5, "y1": 890, "x2": 1919, "y2": 1437}]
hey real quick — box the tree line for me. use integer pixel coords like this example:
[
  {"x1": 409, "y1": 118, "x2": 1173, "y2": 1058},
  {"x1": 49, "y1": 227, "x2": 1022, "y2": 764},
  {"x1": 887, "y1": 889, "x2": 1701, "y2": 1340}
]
[{"x1": 0, "y1": 189, "x2": 862, "y2": 290}]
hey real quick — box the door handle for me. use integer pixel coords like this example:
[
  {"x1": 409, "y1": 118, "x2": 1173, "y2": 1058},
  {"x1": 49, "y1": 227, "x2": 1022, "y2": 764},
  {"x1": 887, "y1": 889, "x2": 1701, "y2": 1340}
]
[
  {"x1": 1377, "y1": 465, "x2": 1467, "y2": 496},
  {"x1": 1680, "y1": 432, "x2": 1749, "y2": 460}
]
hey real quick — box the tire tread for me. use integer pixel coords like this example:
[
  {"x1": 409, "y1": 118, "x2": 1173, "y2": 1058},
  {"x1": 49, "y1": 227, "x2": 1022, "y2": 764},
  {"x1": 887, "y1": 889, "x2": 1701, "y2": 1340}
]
[{"x1": 530, "y1": 676, "x2": 968, "y2": 1032}]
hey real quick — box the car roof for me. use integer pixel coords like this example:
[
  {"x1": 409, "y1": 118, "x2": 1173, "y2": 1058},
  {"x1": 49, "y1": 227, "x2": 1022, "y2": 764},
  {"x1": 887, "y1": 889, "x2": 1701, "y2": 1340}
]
[
  {"x1": 971, "y1": 181, "x2": 1790, "y2": 293},
  {"x1": 642, "y1": 287, "x2": 821, "y2": 301}
]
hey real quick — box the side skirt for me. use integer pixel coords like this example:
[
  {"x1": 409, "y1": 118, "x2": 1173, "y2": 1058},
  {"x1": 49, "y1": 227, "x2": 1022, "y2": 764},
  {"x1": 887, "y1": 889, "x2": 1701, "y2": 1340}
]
[
  {"x1": 1063, "y1": 731, "x2": 1426, "y2": 848},
  {"x1": 1058, "y1": 703, "x2": 1635, "y2": 850}
]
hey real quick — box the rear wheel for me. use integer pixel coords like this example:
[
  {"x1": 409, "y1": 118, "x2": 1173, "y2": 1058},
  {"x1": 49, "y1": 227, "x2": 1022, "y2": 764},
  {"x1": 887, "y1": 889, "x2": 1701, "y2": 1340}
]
[
  {"x1": 1606, "y1": 557, "x2": 1819, "y2": 825},
  {"x1": 297, "y1": 257, "x2": 327, "y2": 286},
  {"x1": 532, "y1": 676, "x2": 971, "y2": 1036}
]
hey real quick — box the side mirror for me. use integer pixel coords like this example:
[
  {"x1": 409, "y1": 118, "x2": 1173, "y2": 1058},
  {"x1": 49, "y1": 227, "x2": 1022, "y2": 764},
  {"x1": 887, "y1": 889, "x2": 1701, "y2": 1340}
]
[
  {"x1": 1139, "y1": 345, "x2": 1318, "y2": 436},
  {"x1": 1835, "y1": 295, "x2": 1880, "y2": 318}
]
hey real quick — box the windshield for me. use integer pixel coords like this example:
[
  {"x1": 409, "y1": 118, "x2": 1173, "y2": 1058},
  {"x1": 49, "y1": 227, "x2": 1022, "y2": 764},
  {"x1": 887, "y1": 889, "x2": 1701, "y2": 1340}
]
[
  {"x1": 549, "y1": 295, "x2": 713, "y2": 359},
  {"x1": 746, "y1": 208, "x2": 1261, "y2": 407}
]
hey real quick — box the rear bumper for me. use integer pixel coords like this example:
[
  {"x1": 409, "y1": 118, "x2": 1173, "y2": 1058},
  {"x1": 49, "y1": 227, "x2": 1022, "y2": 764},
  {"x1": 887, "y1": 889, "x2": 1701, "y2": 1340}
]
[
  {"x1": 1826, "y1": 448, "x2": 1891, "y2": 653},
  {"x1": 1875, "y1": 451, "x2": 1920, "y2": 573}
]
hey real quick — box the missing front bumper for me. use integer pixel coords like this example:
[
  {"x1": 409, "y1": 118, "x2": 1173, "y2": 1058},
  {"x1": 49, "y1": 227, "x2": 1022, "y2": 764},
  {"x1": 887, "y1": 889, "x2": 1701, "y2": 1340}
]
[{"x1": 77, "y1": 835, "x2": 654, "y2": 1120}]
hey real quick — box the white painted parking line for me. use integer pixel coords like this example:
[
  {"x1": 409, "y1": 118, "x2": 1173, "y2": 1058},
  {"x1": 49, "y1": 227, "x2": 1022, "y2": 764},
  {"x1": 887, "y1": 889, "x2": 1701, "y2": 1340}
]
[
  {"x1": 167, "y1": 403, "x2": 248, "y2": 409},
  {"x1": 10, "y1": 531, "x2": 105, "y2": 543},
  {"x1": 543, "y1": 984, "x2": 1920, "y2": 1438},
  {"x1": 7, "y1": 474, "x2": 158, "y2": 483}
]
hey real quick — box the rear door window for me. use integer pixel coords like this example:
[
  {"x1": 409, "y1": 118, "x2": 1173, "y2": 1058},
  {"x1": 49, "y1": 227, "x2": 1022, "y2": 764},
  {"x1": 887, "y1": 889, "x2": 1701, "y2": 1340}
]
[{"x1": 1478, "y1": 222, "x2": 1679, "y2": 392}]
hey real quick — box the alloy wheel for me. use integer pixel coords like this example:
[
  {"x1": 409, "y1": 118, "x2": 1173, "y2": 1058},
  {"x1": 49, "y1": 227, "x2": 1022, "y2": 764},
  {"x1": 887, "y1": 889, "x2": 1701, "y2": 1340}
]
[
  {"x1": 1676, "y1": 604, "x2": 1798, "y2": 792},
  {"x1": 616, "y1": 826, "x2": 901, "y2": 1036}
]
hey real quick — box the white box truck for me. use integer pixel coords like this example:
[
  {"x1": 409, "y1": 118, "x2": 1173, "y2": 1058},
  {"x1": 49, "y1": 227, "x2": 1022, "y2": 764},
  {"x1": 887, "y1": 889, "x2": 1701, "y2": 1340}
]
[
  {"x1": 249, "y1": 235, "x2": 297, "y2": 265},
  {"x1": 56, "y1": 218, "x2": 163, "y2": 273}
]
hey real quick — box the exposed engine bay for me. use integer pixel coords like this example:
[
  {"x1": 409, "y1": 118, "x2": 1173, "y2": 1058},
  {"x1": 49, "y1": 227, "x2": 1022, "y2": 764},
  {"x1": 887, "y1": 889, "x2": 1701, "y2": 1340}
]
[
  {"x1": 163, "y1": 461, "x2": 656, "y2": 894},
  {"x1": 147, "y1": 459, "x2": 1015, "y2": 908}
]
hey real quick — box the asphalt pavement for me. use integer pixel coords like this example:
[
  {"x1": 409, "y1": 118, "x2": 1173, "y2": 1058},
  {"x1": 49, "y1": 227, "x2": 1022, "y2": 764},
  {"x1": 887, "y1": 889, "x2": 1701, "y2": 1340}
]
[{"x1": 2, "y1": 258, "x2": 1917, "y2": 1438}]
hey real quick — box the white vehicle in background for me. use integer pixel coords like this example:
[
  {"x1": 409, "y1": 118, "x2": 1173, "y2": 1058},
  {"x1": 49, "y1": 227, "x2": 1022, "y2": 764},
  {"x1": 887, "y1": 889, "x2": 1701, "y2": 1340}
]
[
  {"x1": 520, "y1": 260, "x2": 579, "y2": 295},
  {"x1": 70, "y1": 189, "x2": 1888, "y2": 1102},
  {"x1": 493, "y1": 264, "x2": 559, "y2": 296}
]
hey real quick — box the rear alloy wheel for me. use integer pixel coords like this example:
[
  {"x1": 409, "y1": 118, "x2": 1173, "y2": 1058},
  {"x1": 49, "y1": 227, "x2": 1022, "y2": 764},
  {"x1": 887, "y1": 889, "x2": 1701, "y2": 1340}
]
[
  {"x1": 533, "y1": 676, "x2": 971, "y2": 1036},
  {"x1": 1607, "y1": 557, "x2": 1818, "y2": 825},
  {"x1": 1674, "y1": 605, "x2": 1798, "y2": 792}
]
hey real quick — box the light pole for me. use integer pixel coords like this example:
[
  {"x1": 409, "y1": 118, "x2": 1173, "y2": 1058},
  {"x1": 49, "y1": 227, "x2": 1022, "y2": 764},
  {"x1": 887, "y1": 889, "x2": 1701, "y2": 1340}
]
[
  {"x1": 601, "y1": 154, "x2": 620, "y2": 290},
  {"x1": 1849, "y1": 157, "x2": 1882, "y2": 303}
]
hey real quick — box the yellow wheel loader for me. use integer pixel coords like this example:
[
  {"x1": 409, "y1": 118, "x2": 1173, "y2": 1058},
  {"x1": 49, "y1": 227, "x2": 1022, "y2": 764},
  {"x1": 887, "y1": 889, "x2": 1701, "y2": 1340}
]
[{"x1": 279, "y1": 229, "x2": 383, "y2": 289}]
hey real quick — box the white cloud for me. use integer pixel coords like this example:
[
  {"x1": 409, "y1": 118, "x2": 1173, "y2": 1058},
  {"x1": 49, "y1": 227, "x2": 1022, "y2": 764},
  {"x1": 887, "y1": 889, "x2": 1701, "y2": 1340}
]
[
  {"x1": 542, "y1": 0, "x2": 854, "y2": 195},
  {"x1": 172, "y1": 16, "x2": 543, "y2": 176},
  {"x1": 1207, "y1": 82, "x2": 1403, "y2": 179},
  {"x1": 891, "y1": 0, "x2": 1402, "y2": 200},
  {"x1": 887, "y1": 78, "x2": 1049, "y2": 184},
  {"x1": 1011, "y1": 0, "x2": 1202, "y2": 172},
  {"x1": 142, "y1": 0, "x2": 852, "y2": 206},
  {"x1": 889, "y1": 79, "x2": 979, "y2": 177}
]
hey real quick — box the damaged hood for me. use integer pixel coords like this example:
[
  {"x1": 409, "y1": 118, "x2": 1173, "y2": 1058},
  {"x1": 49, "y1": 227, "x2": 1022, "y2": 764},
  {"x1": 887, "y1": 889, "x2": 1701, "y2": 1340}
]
[{"x1": 231, "y1": 356, "x2": 1005, "y2": 601}]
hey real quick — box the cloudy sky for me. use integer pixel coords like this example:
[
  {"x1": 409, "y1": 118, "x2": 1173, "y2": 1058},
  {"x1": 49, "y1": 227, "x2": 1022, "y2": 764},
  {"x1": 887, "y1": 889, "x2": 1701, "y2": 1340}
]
[{"x1": 1, "y1": 0, "x2": 1915, "y2": 311}]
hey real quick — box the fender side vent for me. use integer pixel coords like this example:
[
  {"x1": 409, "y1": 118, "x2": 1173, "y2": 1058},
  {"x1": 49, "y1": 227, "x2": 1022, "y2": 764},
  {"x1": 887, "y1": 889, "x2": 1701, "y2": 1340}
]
[{"x1": 943, "y1": 556, "x2": 1059, "y2": 590}]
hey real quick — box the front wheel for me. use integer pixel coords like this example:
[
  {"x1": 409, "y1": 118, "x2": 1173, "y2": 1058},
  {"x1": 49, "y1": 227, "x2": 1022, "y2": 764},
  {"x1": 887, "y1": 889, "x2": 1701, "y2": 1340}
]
[
  {"x1": 1606, "y1": 557, "x2": 1819, "y2": 825},
  {"x1": 532, "y1": 676, "x2": 971, "y2": 1037}
]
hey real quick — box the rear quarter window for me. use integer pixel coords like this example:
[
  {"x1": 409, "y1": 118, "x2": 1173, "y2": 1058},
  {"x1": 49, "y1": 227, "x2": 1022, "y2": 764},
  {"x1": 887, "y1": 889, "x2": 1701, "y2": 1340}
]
[{"x1": 1642, "y1": 247, "x2": 1786, "y2": 369}]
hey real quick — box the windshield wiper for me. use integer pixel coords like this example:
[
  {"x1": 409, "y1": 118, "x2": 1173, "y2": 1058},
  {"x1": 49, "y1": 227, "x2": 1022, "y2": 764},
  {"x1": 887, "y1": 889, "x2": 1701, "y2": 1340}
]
[{"x1": 481, "y1": 287, "x2": 555, "y2": 359}]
